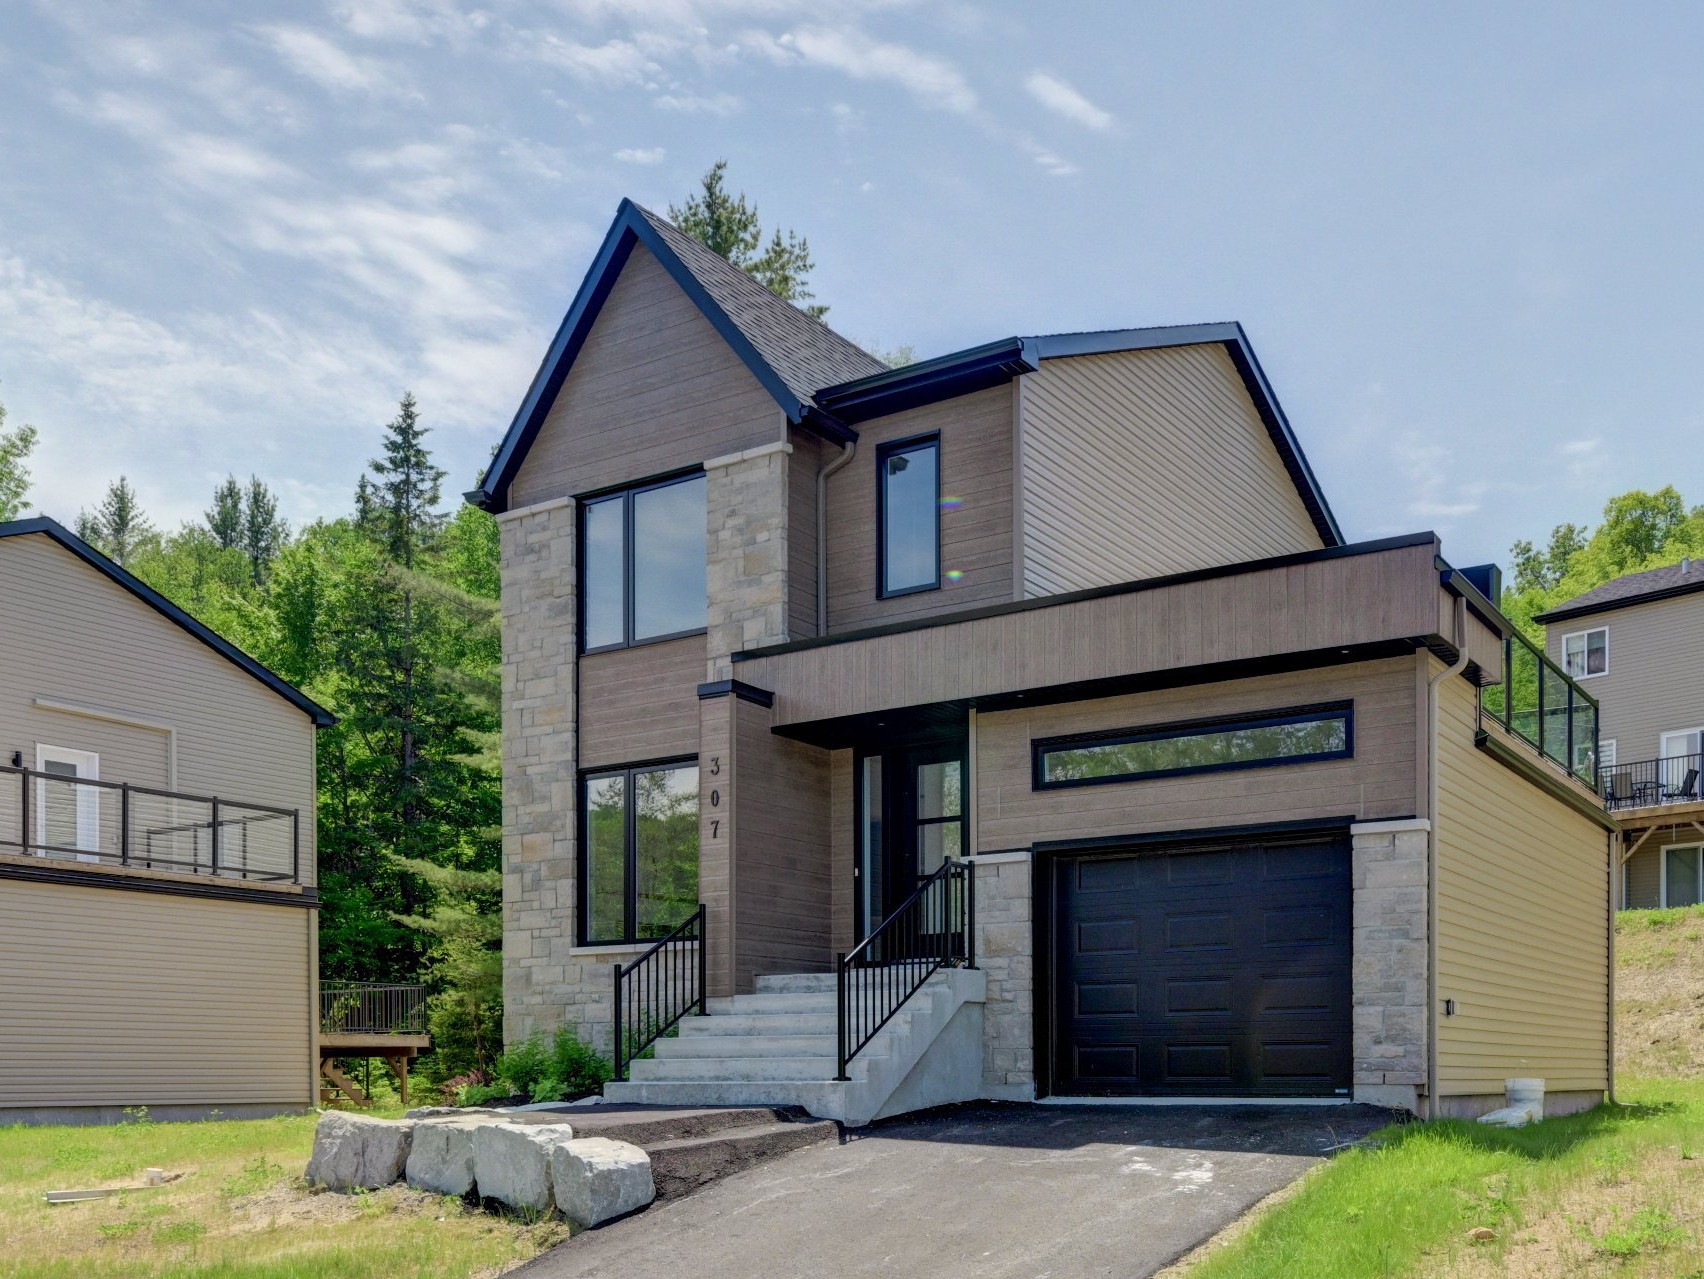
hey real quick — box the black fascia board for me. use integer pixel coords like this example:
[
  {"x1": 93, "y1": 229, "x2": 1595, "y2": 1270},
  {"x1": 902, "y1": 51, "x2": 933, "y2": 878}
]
[
  {"x1": 813, "y1": 337, "x2": 1040, "y2": 423},
  {"x1": 0, "y1": 517, "x2": 335, "y2": 726},
  {"x1": 1534, "y1": 576, "x2": 1704, "y2": 626}
]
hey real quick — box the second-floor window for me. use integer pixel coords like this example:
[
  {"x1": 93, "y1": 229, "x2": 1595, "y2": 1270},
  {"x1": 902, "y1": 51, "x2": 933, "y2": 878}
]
[
  {"x1": 878, "y1": 435, "x2": 940, "y2": 597},
  {"x1": 1562, "y1": 626, "x2": 1608, "y2": 678},
  {"x1": 582, "y1": 472, "x2": 707, "y2": 651}
]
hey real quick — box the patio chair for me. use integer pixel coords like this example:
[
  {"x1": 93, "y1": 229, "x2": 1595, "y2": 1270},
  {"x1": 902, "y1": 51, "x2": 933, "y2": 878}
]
[
  {"x1": 1663, "y1": 767, "x2": 1701, "y2": 802},
  {"x1": 1605, "y1": 771, "x2": 1633, "y2": 806}
]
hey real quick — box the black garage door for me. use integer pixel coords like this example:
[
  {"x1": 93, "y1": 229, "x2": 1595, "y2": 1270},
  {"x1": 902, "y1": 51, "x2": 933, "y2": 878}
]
[{"x1": 1050, "y1": 831, "x2": 1352, "y2": 1097}]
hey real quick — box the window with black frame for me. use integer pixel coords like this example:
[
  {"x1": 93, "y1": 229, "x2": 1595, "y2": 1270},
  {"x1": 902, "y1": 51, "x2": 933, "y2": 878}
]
[
  {"x1": 582, "y1": 760, "x2": 700, "y2": 945},
  {"x1": 582, "y1": 471, "x2": 707, "y2": 651},
  {"x1": 878, "y1": 436, "x2": 940, "y2": 597}
]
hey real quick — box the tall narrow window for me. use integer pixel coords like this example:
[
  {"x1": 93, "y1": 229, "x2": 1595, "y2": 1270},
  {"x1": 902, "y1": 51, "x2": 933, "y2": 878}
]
[
  {"x1": 878, "y1": 436, "x2": 940, "y2": 597},
  {"x1": 580, "y1": 760, "x2": 699, "y2": 944},
  {"x1": 581, "y1": 472, "x2": 707, "y2": 651}
]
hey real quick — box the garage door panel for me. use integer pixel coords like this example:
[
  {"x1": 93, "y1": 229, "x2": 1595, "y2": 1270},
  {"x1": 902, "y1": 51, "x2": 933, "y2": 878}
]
[{"x1": 1165, "y1": 912, "x2": 1234, "y2": 950}]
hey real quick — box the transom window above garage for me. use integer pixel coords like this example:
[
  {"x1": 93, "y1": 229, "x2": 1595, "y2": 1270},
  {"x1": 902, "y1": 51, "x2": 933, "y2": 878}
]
[{"x1": 1033, "y1": 703, "x2": 1354, "y2": 788}]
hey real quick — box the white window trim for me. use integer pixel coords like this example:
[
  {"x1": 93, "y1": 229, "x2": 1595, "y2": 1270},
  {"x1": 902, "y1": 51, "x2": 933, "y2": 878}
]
[
  {"x1": 1660, "y1": 841, "x2": 1704, "y2": 908},
  {"x1": 1561, "y1": 626, "x2": 1609, "y2": 679},
  {"x1": 34, "y1": 744, "x2": 100, "y2": 862},
  {"x1": 1599, "y1": 739, "x2": 1617, "y2": 767}
]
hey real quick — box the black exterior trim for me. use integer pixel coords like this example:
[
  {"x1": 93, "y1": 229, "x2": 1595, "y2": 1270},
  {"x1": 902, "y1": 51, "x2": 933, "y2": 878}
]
[
  {"x1": 1032, "y1": 702, "x2": 1354, "y2": 790},
  {"x1": 1031, "y1": 814, "x2": 1357, "y2": 857},
  {"x1": 696, "y1": 679, "x2": 774, "y2": 707},
  {"x1": 1535, "y1": 575, "x2": 1704, "y2": 625},
  {"x1": 0, "y1": 518, "x2": 334, "y2": 726},
  {"x1": 0, "y1": 858, "x2": 320, "y2": 907},
  {"x1": 578, "y1": 755, "x2": 700, "y2": 946},
  {"x1": 1474, "y1": 729, "x2": 1619, "y2": 832},
  {"x1": 815, "y1": 338, "x2": 1039, "y2": 423},
  {"x1": 579, "y1": 470, "x2": 708, "y2": 653},
  {"x1": 875, "y1": 433, "x2": 942, "y2": 599}
]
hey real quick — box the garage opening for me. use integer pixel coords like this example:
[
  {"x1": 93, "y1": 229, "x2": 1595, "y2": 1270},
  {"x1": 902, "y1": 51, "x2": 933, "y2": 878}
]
[{"x1": 1045, "y1": 827, "x2": 1352, "y2": 1098}]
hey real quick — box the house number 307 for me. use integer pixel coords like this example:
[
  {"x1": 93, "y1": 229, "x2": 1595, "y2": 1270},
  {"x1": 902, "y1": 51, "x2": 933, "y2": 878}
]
[{"x1": 707, "y1": 760, "x2": 723, "y2": 839}]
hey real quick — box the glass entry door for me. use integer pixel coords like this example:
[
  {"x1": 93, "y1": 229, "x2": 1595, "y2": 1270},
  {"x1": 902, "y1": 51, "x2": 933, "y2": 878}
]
[{"x1": 856, "y1": 733, "x2": 967, "y2": 943}]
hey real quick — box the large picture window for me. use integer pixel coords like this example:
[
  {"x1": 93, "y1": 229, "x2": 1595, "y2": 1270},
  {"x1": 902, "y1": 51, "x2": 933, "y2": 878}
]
[
  {"x1": 1034, "y1": 703, "x2": 1354, "y2": 789},
  {"x1": 582, "y1": 760, "x2": 700, "y2": 945},
  {"x1": 581, "y1": 472, "x2": 707, "y2": 652},
  {"x1": 877, "y1": 435, "x2": 940, "y2": 597}
]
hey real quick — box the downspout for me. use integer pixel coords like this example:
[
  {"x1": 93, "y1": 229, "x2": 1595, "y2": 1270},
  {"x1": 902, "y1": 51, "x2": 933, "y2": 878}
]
[
  {"x1": 816, "y1": 441, "x2": 856, "y2": 635},
  {"x1": 1425, "y1": 594, "x2": 1470, "y2": 1119},
  {"x1": 1607, "y1": 827, "x2": 1617, "y2": 1105}
]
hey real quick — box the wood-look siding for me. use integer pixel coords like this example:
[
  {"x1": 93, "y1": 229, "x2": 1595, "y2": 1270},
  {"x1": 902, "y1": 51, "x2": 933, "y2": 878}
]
[
  {"x1": 740, "y1": 539, "x2": 1445, "y2": 730},
  {"x1": 0, "y1": 878, "x2": 314, "y2": 1109},
  {"x1": 823, "y1": 385, "x2": 1015, "y2": 631},
  {"x1": 509, "y1": 243, "x2": 784, "y2": 507},
  {"x1": 729, "y1": 696, "x2": 833, "y2": 988},
  {"x1": 830, "y1": 748, "x2": 854, "y2": 955},
  {"x1": 1434, "y1": 674, "x2": 1611, "y2": 1098},
  {"x1": 0, "y1": 534, "x2": 317, "y2": 882},
  {"x1": 579, "y1": 636, "x2": 704, "y2": 769},
  {"x1": 1544, "y1": 591, "x2": 1704, "y2": 764},
  {"x1": 787, "y1": 433, "x2": 823, "y2": 640},
  {"x1": 975, "y1": 658, "x2": 1421, "y2": 850},
  {"x1": 1019, "y1": 347, "x2": 1324, "y2": 597}
]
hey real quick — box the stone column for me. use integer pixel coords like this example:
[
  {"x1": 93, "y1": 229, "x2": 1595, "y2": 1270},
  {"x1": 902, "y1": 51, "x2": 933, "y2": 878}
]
[
  {"x1": 973, "y1": 852, "x2": 1036, "y2": 1100},
  {"x1": 704, "y1": 440, "x2": 792, "y2": 679},
  {"x1": 1350, "y1": 819, "x2": 1431, "y2": 1113}
]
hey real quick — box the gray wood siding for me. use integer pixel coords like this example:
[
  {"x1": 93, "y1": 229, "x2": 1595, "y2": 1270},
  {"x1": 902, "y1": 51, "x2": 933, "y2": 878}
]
[
  {"x1": 0, "y1": 534, "x2": 317, "y2": 883},
  {"x1": 824, "y1": 385, "x2": 1015, "y2": 632},
  {"x1": 830, "y1": 748, "x2": 854, "y2": 955},
  {"x1": 579, "y1": 636, "x2": 704, "y2": 769},
  {"x1": 510, "y1": 243, "x2": 785, "y2": 507},
  {"x1": 1544, "y1": 591, "x2": 1704, "y2": 764},
  {"x1": 787, "y1": 433, "x2": 823, "y2": 640},
  {"x1": 0, "y1": 878, "x2": 314, "y2": 1109},
  {"x1": 974, "y1": 658, "x2": 1421, "y2": 850},
  {"x1": 1019, "y1": 347, "x2": 1324, "y2": 597}
]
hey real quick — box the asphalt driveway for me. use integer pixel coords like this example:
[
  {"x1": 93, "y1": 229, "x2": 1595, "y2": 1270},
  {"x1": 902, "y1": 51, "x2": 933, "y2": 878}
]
[{"x1": 515, "y1": 1102, "x2": 1392, "y2": 1279}]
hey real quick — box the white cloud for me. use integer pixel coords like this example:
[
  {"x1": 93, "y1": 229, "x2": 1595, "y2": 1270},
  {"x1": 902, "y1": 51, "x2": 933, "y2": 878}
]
[
  {"x1": 613, "y1": 146, "x2": 666, "y2": 164},
  {"x1": 257, "y1": 24, "x2": 415, "y2": 99},
  {"x1": 1019, "y1": 136, "x2": 1078, "y2": 177},
  {"x1": 333, "y1": 0, "x2": 490, "y2": 43},
  {"x1": 1024, "y1": 71, "x2": 1113, "y2": 131},
  {"x1": 654, "y1": 90, "x2": 740, "y2": 114},
  {"x1": 759, "y1": 27, "x2": 977, "y2": 115},
  {"x1": 529, "y1": 35, "x2": 662, "y2": 85},
  {"x1": 1395, "y1": 435, "x2": 1486, "y2": 522}
]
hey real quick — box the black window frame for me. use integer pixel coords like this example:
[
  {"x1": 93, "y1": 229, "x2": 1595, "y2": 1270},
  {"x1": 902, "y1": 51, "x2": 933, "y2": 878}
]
[
  {"x1": 875, "y1": 433, "x2": 942, "y2": 599},
  {"x1": 1031, "y1": 701, "x2": 1355, "y2": 790},
  {"x1": 578, "y1": 755, "x2": 700, "y2": 946},
  {"x1": 579, "y1": 468, "x2": 708, "y2": 655}
]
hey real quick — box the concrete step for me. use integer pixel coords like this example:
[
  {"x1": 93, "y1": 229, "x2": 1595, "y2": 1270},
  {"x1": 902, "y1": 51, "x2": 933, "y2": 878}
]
[
  {"x1": 753, "y1": 972, "x2": 839, "y2": 994},
  {"x1": 654, "y1": 1033, "x2": 848, "y2": 1059},
  {"x1": 680, "y1": 1012, "x2": 839, "y2": 1037},
  {"x1": 706, "y1": 992, "x2": 837, "y2": 1015},
  {"x1": 628, "y1": 1053, "x2": 868, "y2": 1083},
  {"x1": 645, "y1": 1118, "x2": 839, "y2": 1201}
]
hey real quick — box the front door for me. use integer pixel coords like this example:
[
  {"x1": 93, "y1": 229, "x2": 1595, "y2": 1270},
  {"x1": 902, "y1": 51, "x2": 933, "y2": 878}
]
[
  {"x1": 855, "y1": 732, "x2": 968, "y2": 942},
  {"x1": 1660, "y1": 730, "x2": 1703, "y2": 799}
]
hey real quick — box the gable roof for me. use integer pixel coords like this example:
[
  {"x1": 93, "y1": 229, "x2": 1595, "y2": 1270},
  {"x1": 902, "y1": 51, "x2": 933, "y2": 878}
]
[
  {"x1": 1535, "y1": 557, "x2": 1704, "y2": 625},
  {"x1": 470, "y1": 199, "x2": 886, "y2": 513},
  {"x1": 0, "y1": 517, "x2": 335, "y2": 727}
]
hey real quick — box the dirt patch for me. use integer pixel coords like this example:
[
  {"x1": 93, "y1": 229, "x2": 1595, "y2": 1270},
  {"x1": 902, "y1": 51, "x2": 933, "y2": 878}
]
[{"x1": 1618, "y1": 908, "x2": 1704, "y2": 1078}]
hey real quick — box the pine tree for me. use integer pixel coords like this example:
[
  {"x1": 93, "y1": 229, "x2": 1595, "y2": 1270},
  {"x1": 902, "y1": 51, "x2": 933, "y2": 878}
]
[
  {"x1": 366, "y1": 393, "x2": 446, "y2": 569},
  {"x1": 669, "y1": 160, "x2": 827, "y2": 318},
  {"x1": 242, "y1": 475, "x2": 285, "y2": 584},
  {"x1": 206, "y1": 476, "x2": 244, "y2": 549},
  {"x1": 78, "y1": 477, "x2": 154, "y2": 564},
  {"x1": 0, "y1": 396, "x2": 38, "y2": 522}
]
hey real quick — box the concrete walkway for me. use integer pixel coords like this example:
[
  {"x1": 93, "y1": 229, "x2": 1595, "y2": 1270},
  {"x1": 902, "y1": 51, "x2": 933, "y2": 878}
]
[{"x1": 512, "y1": 1102, "x2": 1392, "y2": 1279}]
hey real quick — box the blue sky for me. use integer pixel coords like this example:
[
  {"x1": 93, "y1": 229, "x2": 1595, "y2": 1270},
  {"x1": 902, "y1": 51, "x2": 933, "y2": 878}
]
[{"x1": 3, "y1": 1, "x2": 1701, "y2": 567}]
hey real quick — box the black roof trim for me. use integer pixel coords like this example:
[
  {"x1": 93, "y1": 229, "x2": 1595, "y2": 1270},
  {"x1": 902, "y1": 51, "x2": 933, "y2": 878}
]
[
  {"x1": 736, "y1": 531, "x2": 1438, "y2": 663},
  {"x1": 1535, "y1": 574, "x2": 1704, "y2": 625},
  {"x1": 0, "y1": 518, "x2": 335, "y2": 727},
  {"x1": 814, "y1": 338, "x2": 1040, "y2": 423}
]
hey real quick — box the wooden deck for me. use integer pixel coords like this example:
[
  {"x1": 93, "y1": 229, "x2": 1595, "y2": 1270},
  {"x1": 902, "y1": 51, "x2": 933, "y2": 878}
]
[{"x1": 318, "y1": 1033, "x2": 431, "y2": 1107}]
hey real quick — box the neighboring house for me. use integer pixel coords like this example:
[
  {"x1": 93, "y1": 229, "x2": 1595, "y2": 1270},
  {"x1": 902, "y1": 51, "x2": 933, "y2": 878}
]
[
  {"x1": 0, "y1": 518, "x2": 330, "y2": 1124},
  {"x1": 1538, "y1": 558, "x2": 1704, "y2": 909},
  {"x1": 473, "y1": 199, "x2": 1615, "y2": 1122}
]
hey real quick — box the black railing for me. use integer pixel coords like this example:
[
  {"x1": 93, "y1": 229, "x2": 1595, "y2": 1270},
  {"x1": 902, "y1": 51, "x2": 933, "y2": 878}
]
[
  {"x1": 320, "y1": 981, "x2": 428, "y2": 1035},
  {"x1": 1477, "y1": 632, "x2": 1602, "y2": 791},
  {"x1": 0, "y1": 765, "x2": 301, "y2": 882},
  {"x1": 612, "y1": 904, "x2": 706, "y2": 1083},
  {"x1": 836, "y1": 859, "x2": 975, "y2": 1082},
  {"x1": 1602, "y1": 753, "x2": 1704, "y2": 811}
]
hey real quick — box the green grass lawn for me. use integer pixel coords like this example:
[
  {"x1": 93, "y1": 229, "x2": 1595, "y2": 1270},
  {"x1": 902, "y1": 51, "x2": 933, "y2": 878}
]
[{"x1": 0, "y1": 1111, "x2": 565, "y2": 1279}]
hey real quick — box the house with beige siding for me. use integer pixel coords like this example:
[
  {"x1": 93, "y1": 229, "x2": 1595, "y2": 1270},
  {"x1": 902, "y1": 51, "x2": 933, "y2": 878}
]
[
  {"x1": 0, "y1": 517, "x2": 329, "y2": 1124},
  {"x1": 475, "y1": 199, "x2": 1615, "y2": 1123},
  {"x1": 1539, "y1": 559, "x2": 1704, "y2": 908}
]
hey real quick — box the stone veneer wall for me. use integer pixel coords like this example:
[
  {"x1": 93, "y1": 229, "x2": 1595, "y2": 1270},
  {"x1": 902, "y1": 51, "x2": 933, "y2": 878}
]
[
  {"x1": 704, "y1": 441, "x2": 792, "y2": 679},
  {"x1": 1349, "y1": 819, "x2": 1430, "y2": 1112},
  {"x1": 974, "y1": 854, "x2": 1036, "y2": 1100}
]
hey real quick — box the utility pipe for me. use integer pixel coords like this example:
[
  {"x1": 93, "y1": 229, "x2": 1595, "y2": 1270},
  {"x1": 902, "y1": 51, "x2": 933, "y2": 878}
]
[
  {"x1": 816, "y1": 440, "x2": 857, "y2": 635},
  {"x1": 1425, "y1": 595, "x2": 1470, "y2": 1118}
]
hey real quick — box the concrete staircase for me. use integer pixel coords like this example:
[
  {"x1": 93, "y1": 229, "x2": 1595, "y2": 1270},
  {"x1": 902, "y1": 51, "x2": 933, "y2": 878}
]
[{"x1": 601, "y1": 967, "x2": 986, "y2": 1127}]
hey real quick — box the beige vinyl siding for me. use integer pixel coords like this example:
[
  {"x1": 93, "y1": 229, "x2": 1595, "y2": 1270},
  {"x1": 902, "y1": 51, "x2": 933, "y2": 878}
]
[
  {"x1": 824, "y1": 385, "x2": 1015, "y2": 632},
  {"x1": 1625, "y1": 839, "x2": 1660, "y2": 908},
  {"x1": 787, "y1": 432, "x2": 822, "y2": 640},
  {"x1": 975, "y1": 657, "x2": 1421, "y2": 850},
  {"x1": 509, "y1": 244, "x2": 784, "y2": 508},
  {"x1": 1544, "y1": 592, "x2": 1704, "y2": 765},
  {"x1": 0, "y1": 534, "x2": 316, "y2": 882},
  {"x1": 0, "y1": 878, "x2": 313, "y2": 1109},
  {"x1": 578, "y1": 636, "x2": 704, "y2": 769},
  {"x1": 1019, "y1": 346, "x2": 1324, "y2": 598},
  {"x1": 1434, "y1": 674, "x2": 1610, "y2": 1097}
]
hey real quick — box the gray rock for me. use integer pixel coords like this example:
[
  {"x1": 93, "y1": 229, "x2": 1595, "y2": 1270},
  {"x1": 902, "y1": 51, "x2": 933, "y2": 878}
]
[
  {"x1": 551, "y1": 1137, "x2": 655, "y2": 1228},
  {"x1": 472, "y1": 1122, "x2": 574, "y2": 1212},
  {"x1": 405, "y1": 1118, "x2": 482, "y2": 1196},
  {"x1": 305, "y1": 1112, "x2": 414, "y2": 1191},
  {"x1": 403, "y1": 1105, "x2": 461, "y2": 1120}
]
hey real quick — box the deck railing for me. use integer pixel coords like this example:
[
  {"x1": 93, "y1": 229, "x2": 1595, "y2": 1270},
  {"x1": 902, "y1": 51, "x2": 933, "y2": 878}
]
[
  {"x1": 1601, "y1": 753, "x2": 1704, "y2": 812},
  {"x1": 1477, "y1": 631, "x2": 1602, "y2": 791},
  {"x1": 320, "y1": 982, "x2": 428, "y2": 1035},
  {"x1": 0, "y1": 764, "x2": 301, "y2": 882}
]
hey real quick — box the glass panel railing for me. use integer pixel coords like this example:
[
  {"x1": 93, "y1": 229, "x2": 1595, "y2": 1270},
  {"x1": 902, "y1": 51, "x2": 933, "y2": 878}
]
[{"x1": 1477, "y1": 630, "x2": 1601, "y2": 794}]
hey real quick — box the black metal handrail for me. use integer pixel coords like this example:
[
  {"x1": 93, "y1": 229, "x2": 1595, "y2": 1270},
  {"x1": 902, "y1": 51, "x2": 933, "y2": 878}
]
[
  {"x1": 836, "y1": 859, "x2": 975, "y2": 1081},
  {"x1": 612, "y1": 904, "x2": 706, "y2": 1083},
  {"x1": 1602, "y1": 752, "x2": 1704, "y2": 811},
  {"x1": 0, "y1": 764, "x2": 301, "y2": 882},
  {"x1": 1477, "y1": 631, "x2": 1602, "y2": 791},
  {"x1": 320, "y1": 981, "x2": 428, "y2": 1035}
]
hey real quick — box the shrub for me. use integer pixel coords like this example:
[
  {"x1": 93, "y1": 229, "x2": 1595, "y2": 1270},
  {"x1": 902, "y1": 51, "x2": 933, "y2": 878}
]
[{"x1": 490, "y1": 1027, "x2": 612, "y2": 1103}]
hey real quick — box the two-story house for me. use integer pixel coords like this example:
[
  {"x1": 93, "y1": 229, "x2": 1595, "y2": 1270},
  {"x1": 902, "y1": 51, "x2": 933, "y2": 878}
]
[
  {"x1": 473, "y1": 199, "x2": 1616, "y2": 1124},
  {"x1": 1540, "y1": 559, "x2": 1704, "y2": 908}
]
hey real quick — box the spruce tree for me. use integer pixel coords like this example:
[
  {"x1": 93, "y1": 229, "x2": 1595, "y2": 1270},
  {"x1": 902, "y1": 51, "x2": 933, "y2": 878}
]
[
  {"x1": 207, "y1": 476, "x2": 244, "y2": 549},
  {"x1": 78, "y1": 477, "x2": 154, "y2": 564},
  {"x1": 242, "y1": 475, "x2": 285, "y2": 584},
  {"x1": 367, "y1": 393, "x2": 446, "y2": 569},
  {"x1": 0, "y1": 396, "x2": 38, "y2": 522},
  {"x1": 670, "y1": 160, "x2": 826, "y2": 318}
]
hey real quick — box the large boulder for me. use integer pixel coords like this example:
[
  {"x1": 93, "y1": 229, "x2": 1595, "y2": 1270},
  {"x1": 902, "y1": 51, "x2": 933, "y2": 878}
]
[
  {"x1": 472, "y1": 1122, "x2": 574, "y2": 1212},
  {"x1": 305, "y1": 1112, "x2": 414, "y2": 1191},
  {"x1": 551, "y1": 1137, "x2": 655, "y2": 1228},
  {"x1": 406, "y1": 1118, "x2": 482, "y2": 1197}
]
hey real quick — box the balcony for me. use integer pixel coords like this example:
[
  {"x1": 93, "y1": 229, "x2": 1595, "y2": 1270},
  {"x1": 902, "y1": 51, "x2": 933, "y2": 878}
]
[
  {"x1": 1477, "y1": 630, "x2": 1602, "y2": 792},
  {"x1": 0, "y1": 764, "x2": 302, "y2": 883},
  {"x1": 318, "y1": 981, "x2": 430, "y2": 1106},
  {"x1": 1602, "y1": 754, "x2": 1704, "y2": 814}
]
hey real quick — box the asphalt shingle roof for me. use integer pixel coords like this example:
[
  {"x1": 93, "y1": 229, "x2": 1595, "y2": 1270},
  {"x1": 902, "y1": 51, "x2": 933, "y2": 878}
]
[{"x1": 1537, "y1": 557, "x2": 1704, "y2": 623}]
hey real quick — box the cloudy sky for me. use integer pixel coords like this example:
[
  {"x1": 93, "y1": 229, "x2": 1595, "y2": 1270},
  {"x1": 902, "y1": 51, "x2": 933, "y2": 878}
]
[{"x1": 3, "y1": 1, "x2": 1701, "y2": 565}]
